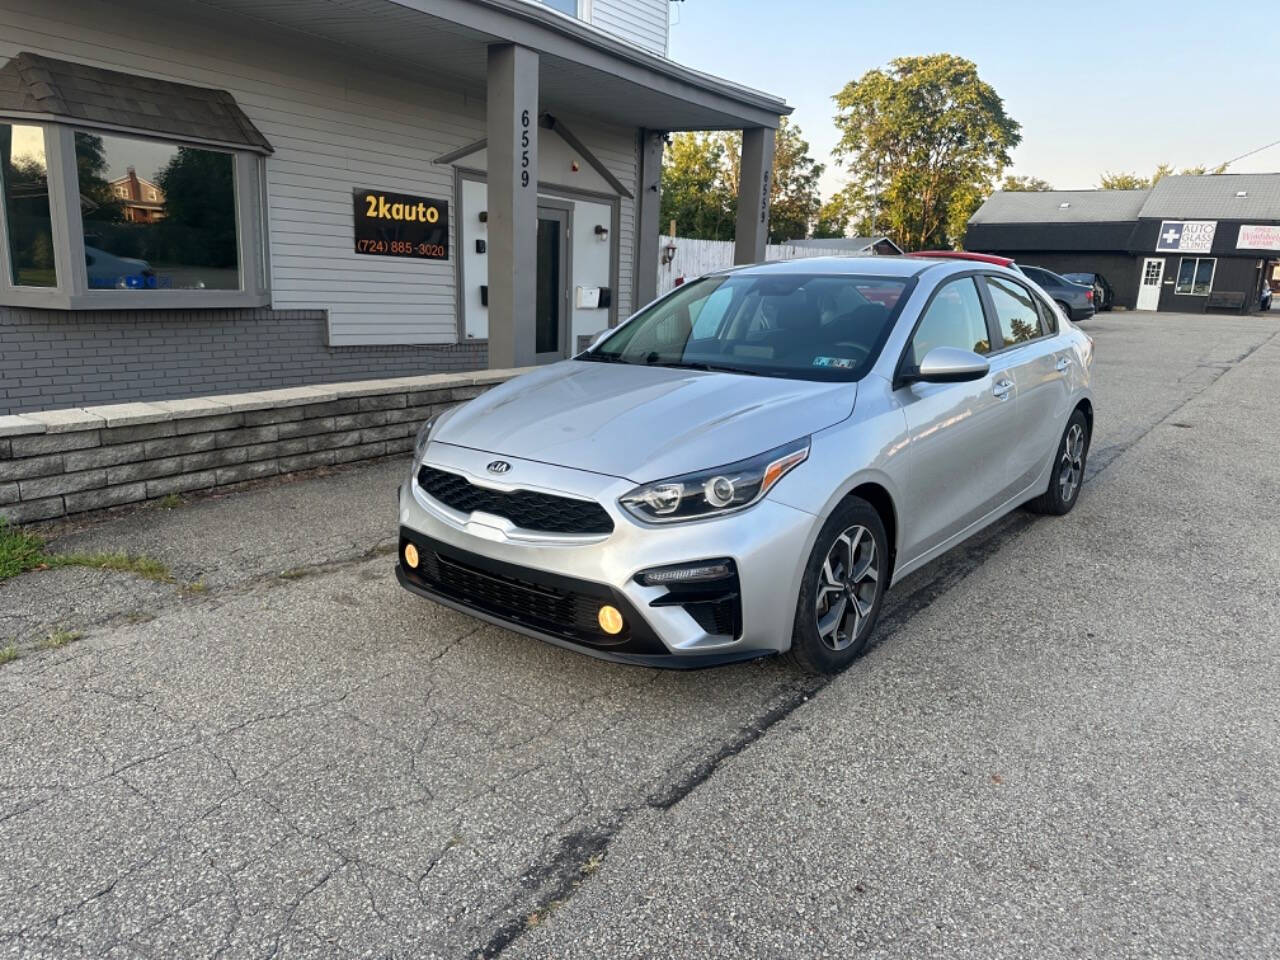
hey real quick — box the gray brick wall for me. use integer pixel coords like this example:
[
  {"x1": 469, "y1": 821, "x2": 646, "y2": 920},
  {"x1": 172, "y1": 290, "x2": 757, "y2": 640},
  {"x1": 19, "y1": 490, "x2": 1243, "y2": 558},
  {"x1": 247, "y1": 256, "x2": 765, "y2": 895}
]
[{"x1": 0, "y1": 306, "x2": 487, "y2": 415}]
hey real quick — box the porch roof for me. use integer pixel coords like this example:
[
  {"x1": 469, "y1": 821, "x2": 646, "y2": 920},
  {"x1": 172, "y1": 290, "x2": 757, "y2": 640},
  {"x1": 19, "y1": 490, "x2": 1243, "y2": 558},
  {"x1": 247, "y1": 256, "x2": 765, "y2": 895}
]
[{"x1": 190, "y1": 0, "x2": 791, "y2": 131}]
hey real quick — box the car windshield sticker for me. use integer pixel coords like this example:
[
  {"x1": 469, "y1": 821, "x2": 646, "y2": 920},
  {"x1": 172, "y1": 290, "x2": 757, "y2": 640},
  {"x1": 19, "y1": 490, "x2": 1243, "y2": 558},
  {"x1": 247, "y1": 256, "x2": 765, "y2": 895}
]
[{"x1": 812, "y1": 356, "x2": 857, "y2": 369}]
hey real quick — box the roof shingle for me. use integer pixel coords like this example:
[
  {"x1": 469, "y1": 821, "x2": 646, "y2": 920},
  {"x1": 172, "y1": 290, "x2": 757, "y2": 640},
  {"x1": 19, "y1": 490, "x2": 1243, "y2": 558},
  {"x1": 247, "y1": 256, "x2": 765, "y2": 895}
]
[
  {"x1": 0, "y1": 52, "x2": 271, "y2": 154},
  {"x1": 1137, "y1": 174, "x2": 1280, "y2": 221},
  {"x1": 969, "y1": 189, "x2": 1150, "y2": 225}
]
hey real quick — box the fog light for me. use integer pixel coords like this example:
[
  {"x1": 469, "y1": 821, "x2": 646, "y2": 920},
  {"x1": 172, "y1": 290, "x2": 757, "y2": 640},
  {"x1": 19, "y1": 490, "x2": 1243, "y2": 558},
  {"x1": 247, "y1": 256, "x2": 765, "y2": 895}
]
[
  {"x1": 403, "y1": 543, "x2": 420, "y2": 569},
  {"x1": 597, "y1": 604, "x2": 624, "y2": 635}
]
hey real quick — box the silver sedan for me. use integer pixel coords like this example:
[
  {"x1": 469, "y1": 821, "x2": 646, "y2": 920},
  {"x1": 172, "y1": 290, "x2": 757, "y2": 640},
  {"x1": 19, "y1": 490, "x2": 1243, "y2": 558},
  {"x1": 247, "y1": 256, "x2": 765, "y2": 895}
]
[{"x1": 397, "y1": 256, "x2": 1094, "y2": 672}]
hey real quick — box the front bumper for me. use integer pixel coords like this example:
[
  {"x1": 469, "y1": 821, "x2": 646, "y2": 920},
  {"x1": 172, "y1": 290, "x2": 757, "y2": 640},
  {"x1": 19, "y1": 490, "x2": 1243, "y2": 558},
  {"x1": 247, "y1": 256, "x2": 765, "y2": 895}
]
[{"x1": 396, "y1": 442, "x2": 818, "y2": 667}]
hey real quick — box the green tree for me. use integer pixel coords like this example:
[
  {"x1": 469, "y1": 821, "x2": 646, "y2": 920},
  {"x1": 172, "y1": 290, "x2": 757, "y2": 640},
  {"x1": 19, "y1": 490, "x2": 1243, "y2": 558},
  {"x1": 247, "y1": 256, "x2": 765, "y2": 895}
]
[
  {"x1": 155, "y1": 147, "x2": 238, "y2": 267},
  {"x1": 763, "y1": 118, "x2": 824, "y2": 242},
  {"x1": 812, "y1": 189, "x2": 858, "y2": 239},
  {"x1": 831, "y1": 54, "x2": 1020, "y2": 250},
  {"x1": 660, "y1": 132, "x2": 736, "y2": 240},
  {"x1": 660, "y1": 118, "x2": 825, "y2": 243},
  {"x1": 1099, "y1": 162, "x2": 1228, "y2": 190},
  {"x1": 74, "y1": 132, "x2": 123, "y2": 224},
  {"x1": 1001, "y1": 174, "x2": 1054, "y2": 191}
]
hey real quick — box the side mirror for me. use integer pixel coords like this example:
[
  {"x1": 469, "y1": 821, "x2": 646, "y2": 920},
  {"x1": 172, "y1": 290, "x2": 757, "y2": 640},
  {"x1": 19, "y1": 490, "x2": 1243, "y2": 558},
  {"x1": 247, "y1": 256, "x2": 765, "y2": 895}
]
[{"x1": 907, "y1": 346, "x2": 990, "y2": 384}]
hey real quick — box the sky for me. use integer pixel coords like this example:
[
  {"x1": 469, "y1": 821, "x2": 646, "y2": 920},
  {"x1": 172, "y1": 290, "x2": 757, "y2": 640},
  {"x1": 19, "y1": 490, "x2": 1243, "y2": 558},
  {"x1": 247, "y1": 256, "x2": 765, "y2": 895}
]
[{"x1": 668, "y1": 0, "x2": 1280, "y2": 200}]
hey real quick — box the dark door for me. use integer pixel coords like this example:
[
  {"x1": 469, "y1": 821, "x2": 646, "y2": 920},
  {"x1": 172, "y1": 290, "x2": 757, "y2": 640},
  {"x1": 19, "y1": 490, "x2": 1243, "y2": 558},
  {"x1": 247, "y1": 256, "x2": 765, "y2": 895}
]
[{"x1": 535, "y1": 208, "x2": 569, "y2": 363}]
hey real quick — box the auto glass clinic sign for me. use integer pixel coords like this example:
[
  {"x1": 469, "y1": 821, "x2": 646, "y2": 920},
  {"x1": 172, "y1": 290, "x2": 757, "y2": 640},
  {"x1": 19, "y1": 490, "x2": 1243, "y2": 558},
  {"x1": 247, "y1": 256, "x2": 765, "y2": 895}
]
[
  {"x1": 353, "y1": 189, "x2": 448, "y2": 259},
  {"x1": 1155, "y1": 220, "x2": 1216, "y2": 253}
]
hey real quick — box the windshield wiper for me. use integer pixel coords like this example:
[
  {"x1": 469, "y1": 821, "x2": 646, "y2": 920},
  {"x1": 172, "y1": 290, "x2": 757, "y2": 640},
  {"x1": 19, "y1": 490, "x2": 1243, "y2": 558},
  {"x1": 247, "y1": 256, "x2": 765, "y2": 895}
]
[
  {"x1": 647, "y1": 360, "x2": 766, "y2": 377},
  {"x1": 577, "y1": 352, "x2": 629, "y2": 364}
]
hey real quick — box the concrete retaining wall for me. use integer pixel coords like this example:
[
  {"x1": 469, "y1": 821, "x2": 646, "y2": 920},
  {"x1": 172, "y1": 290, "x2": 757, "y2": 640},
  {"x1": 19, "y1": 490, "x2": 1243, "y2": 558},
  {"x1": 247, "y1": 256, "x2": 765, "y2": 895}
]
[{"x1": 0, "y1": 368, "x2": 533, "y2": 524}]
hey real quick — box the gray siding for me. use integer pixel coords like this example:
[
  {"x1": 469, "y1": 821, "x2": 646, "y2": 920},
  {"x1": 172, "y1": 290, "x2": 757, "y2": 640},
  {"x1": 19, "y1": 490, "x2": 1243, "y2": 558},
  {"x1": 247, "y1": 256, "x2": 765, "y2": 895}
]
[
  {"x1": 0, "y1": 307, "x2": 484, "y2": 416},
  {"x1": 0, "y1": 0, "x2": 484, "y2": 347},
  {"x1": 590, "y1": 0, "x2": 669, "y2": 55}
]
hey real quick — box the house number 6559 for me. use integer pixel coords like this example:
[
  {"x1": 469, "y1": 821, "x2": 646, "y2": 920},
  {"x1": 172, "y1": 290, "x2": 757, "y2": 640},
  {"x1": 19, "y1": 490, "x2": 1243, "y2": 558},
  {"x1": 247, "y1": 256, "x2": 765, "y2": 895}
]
[{"x1": 520, "y1": 109, "x2": 531, "y2": 188}]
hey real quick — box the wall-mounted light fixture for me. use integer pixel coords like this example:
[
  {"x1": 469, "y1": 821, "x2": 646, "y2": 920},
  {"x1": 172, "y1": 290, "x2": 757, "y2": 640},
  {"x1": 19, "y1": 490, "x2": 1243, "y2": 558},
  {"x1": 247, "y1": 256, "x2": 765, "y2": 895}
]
[{"x1": 594, "y1": 224, "x2": 609, "y2": 241}]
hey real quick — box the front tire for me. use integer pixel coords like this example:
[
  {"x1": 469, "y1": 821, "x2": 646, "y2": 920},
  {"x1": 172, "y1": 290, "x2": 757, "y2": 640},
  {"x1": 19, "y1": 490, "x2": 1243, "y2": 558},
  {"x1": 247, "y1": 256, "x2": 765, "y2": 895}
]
[
  {"x1": 1027, "y1": 409, "x2": 1089, "y2": 515},
  {"x1": 787, "y1": 497, "x2": 888, "y2": 674}
]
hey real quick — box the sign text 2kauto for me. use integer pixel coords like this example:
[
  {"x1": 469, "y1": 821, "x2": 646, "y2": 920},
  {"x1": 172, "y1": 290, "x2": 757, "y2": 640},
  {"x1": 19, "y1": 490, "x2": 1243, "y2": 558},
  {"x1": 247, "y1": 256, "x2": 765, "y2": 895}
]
[{"x1": 353, "y1": 189, "x2": 449, "y2": 259}]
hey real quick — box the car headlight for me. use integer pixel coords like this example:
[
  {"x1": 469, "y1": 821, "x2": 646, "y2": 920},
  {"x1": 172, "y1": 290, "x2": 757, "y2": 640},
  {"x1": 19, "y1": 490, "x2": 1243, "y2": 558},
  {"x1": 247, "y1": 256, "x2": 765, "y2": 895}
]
[
  {"x1": 619, "y1": 438, "x2": 810, "y2": 524},
  {"x1": 414, "y1": 412, "x2": 442, "y2": 461}
]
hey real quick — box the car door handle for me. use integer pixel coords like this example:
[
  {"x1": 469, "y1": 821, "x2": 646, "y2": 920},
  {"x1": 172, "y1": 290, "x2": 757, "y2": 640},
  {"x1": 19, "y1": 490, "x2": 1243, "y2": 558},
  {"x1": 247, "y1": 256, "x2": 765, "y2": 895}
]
[
  {"x1": 993, "y1": 379, "x2": 1013, "y2": 400},
  {"x1": 1055, "y1": 356, "x2": 1071, "y2": 372}
]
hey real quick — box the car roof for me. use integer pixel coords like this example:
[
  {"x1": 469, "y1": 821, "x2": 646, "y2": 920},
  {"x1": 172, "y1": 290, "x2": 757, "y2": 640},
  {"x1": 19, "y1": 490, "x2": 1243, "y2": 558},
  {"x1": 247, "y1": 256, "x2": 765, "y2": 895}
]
[{"x1": 718, "y1": 255, "x2": 933, "y2": 279}]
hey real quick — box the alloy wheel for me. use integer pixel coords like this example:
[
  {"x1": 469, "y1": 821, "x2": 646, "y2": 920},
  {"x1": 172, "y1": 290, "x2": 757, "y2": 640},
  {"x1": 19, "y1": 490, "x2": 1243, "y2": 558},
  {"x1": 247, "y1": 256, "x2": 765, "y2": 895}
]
[
  {"x1": 1058, "y1": 423, "x2": 1085, "y2": 502},
  {"x1": 815, "y1": 525, "x2": 879, "y2": 652}
]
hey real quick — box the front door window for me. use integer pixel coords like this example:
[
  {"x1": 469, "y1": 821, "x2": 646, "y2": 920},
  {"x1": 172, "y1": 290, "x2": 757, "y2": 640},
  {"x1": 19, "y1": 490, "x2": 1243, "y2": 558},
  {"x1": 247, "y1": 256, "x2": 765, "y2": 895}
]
[{"x1": 536, "y1": 211, "x2": 566, "y2": 359}]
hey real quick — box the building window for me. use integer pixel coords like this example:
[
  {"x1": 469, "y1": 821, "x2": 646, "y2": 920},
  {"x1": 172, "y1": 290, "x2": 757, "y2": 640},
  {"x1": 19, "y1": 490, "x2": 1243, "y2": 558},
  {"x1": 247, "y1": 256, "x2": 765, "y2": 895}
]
[
  {"x1": 1174, "y1": 257, "x2": 1216, "y2": 295},
  {"x1": 1, "y1": 123, "x2": 58, "y2": 288},
  {"x1": 538, "y1": 0, "x2": 579, "y2": 16},
  {"x1": 0, "y1": 123, "x2": 267, "y2": 308},
  {"x1": 77, "y1": 132, "x2": 239, "y2": 291}
]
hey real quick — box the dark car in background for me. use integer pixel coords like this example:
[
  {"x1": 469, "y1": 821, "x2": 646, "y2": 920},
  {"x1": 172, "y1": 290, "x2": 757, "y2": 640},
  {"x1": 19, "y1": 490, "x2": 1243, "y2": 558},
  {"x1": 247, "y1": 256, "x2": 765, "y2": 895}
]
[
  {"x1": 1062, "y1": 272, "x2": 1114, "y2": 312},
  {"x1": 1020, "y1": 265, "x2": 1096, "y2": 321}
]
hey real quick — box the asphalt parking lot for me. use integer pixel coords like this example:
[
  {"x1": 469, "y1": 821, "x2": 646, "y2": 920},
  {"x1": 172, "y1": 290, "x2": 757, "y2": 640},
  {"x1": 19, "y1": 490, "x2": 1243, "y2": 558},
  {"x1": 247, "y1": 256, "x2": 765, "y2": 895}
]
[{"x1": 2, "y1": 311, "x2": 1278, "y2": 959}]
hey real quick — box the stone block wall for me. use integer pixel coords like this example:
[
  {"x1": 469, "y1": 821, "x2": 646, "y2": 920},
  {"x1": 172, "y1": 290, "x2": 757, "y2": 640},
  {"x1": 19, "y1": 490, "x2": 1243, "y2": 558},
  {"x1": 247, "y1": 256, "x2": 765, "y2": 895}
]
[{"x1": 0, "y1": 369, "x2": 532, "y2": 524}]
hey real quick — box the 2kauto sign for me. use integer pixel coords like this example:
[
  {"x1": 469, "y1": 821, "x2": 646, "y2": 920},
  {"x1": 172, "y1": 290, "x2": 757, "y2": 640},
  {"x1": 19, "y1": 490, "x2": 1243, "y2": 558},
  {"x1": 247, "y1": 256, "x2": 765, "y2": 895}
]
[{"x1": 1156, "y1": 220, "x2": 1217, "y2": 253}]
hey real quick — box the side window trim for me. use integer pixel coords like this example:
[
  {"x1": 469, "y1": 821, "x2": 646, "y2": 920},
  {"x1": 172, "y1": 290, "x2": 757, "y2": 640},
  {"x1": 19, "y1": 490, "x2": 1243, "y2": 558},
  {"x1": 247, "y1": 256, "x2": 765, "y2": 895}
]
[
  {"x1": 894, "y1": 272, "x2": 995, "y2": 386},
  {"x1": 979, "y1": 273, "x2": 1050, "y2": 355}
]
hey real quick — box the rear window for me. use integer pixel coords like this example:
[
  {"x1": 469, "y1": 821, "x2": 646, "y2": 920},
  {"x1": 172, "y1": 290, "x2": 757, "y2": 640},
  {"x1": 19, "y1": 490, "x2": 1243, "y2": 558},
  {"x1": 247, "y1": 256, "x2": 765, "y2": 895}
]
[{"x1": 587, "y1": 272, "x2": 912, "y2": 381}]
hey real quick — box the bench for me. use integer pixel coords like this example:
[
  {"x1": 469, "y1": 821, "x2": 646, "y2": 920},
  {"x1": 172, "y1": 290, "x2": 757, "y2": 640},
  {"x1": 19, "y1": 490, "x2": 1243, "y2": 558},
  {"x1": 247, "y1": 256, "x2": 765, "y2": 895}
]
[{"x1": 1205, "y1": 291, "x2": 1247, "y2": 312}]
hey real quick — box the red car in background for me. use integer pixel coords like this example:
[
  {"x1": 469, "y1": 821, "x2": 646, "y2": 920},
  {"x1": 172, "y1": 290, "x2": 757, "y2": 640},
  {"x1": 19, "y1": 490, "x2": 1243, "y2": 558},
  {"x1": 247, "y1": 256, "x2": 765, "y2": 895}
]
[{"x1": 905, "y1": 250, "x2": 1020, "y2": 270}]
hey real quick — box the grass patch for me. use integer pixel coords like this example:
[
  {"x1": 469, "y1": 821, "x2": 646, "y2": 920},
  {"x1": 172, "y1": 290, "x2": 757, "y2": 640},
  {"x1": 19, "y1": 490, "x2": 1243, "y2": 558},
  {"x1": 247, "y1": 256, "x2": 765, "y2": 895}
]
[
  {"x1": 0, "y1": 643, "x2": 17, "y2": 666},
  {"x1": 0, "y1": 519, "x2": 171, "y2": 584},
  {"x1": 180, "y1": 580, "x2": 208, "y2": 595},
  {"x1": 41, "y1": 629, "x2": 83, "y2": 650},
  {"x1": 0, "y1": 520, "x2": 46, "y2": 581},
  {"x1": 45, "y1": 551, "x2": 172, "y2": 581},
  {"x1": 155, "y1": 493, "x2": 183, "y2": 510}
]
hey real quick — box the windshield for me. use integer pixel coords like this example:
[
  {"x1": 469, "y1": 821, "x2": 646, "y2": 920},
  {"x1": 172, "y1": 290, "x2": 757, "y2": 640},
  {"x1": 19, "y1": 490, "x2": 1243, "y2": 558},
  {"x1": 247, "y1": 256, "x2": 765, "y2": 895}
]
[{"x1": 584, "y1": 272, "x2": 912, "y2": 381}]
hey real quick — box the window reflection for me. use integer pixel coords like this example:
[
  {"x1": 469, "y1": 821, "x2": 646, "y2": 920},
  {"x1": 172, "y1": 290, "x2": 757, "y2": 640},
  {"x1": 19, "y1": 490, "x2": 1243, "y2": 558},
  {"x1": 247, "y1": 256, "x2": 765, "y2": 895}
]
[
  {"x1": 76, "y1": 131, "x2": 239, "y2": 291},
  {"x1": 985, "y1": 276, "x2": 1043, "y2": 345},
  {"x1": 1, "y1": 123, "x2": 57, "y2": 287}
]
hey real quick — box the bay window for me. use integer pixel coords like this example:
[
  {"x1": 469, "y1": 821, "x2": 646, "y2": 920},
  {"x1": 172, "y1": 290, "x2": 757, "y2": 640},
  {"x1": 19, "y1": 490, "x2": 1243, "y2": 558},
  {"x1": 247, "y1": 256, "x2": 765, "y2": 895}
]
[{"x1": 0, "y1": 53, "x2": 272, "y2": 310}]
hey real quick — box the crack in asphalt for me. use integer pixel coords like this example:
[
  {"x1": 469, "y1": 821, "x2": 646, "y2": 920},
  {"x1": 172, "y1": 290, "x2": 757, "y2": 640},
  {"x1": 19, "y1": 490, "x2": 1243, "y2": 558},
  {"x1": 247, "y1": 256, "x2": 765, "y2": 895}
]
[
  {"x1": 5, "y1": 326, "x2": 1276, "y2": 958},
  {"x1": 466, "y1": 325, "x2": 1280, "y2": 959}
]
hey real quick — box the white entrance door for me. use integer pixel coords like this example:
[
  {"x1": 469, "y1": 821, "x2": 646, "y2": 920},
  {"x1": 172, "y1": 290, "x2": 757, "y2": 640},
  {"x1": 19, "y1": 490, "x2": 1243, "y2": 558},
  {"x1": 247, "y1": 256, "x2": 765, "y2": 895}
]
[{"x1": 1137, "y1": 257, "x2": 1165, "y2": 310}]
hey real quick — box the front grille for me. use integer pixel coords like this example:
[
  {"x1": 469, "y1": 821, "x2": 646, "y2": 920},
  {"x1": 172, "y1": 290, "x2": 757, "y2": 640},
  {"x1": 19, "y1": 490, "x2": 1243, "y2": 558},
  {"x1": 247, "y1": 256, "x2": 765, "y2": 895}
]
[
  {"x1": 398, "y1": 531, "x2": 667, "y2": 655},
  {"x1": 422, "y1": 548, "x2": 610, "y2": 641},
  {"x1": 417, "y1": 465, "x2": 613, "y2": 535}
]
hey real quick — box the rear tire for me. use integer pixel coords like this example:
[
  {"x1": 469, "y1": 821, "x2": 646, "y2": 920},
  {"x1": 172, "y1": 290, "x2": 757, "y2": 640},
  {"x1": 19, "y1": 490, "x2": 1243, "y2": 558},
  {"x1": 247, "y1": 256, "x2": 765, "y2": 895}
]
[
  {"x1": 787, "y1": 497, "x2": 888, "y2": 674},
  {"x1": 1027, "y1": 409, "x2": 1090, "y2": 515}
]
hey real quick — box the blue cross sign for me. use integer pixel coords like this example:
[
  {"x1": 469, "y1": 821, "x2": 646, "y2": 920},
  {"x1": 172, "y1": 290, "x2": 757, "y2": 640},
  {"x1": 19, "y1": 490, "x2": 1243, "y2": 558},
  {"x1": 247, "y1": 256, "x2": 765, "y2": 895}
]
[{"x1": 1156, "y1": 220, "x2": 1216, "y2": 253}]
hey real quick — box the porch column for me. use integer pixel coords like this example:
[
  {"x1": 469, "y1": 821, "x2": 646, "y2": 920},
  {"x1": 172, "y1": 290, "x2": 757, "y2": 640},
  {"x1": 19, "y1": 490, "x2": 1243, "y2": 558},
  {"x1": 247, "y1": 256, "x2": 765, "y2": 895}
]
[
  {"x1": 733, "y1": 126, "x2": 776, "y2": 265},
  {"x1": 486, "y1": 43, "x2": 539, "y2": 368},
  {"x1": 633, "y1": 129, "x2": 664, "y2": 309}
]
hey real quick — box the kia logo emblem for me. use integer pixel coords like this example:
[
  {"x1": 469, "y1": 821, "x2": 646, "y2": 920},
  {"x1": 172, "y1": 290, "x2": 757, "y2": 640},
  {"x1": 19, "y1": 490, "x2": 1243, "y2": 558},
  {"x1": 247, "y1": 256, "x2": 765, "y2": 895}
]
[{"x1": 487, "y1": 460, "x2": 512, "y2": 474}]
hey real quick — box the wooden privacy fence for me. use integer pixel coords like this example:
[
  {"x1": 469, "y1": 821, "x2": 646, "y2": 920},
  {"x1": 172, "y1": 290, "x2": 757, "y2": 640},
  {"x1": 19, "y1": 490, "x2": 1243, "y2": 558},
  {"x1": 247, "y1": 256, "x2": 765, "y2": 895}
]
[{"x1": 655, "y1": 237, "x2": 851, "y2": 297}]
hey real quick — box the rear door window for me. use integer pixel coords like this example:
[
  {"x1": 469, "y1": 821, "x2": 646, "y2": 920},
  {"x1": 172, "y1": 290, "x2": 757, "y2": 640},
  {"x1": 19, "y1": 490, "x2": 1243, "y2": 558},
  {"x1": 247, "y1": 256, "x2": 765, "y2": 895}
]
[{"x1": 984, "y1": 276, "x2": 1049, "y2": 347}]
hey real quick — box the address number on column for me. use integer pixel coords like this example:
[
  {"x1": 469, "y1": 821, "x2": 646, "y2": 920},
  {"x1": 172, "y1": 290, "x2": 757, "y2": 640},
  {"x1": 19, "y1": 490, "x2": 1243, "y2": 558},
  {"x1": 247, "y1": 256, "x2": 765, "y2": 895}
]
[{"x1": 521, "y1": 109, "x2": 530, "y2": 188}]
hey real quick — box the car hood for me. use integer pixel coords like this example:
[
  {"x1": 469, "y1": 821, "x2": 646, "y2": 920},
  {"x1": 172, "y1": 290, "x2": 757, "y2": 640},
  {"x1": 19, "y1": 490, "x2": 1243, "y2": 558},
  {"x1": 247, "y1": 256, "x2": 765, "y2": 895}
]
[{"x1": 434, "y1": 360, "x2": 857, "y2": 482}]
